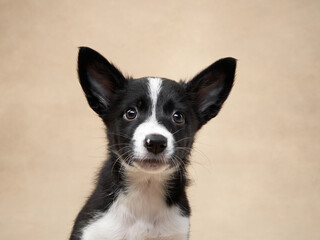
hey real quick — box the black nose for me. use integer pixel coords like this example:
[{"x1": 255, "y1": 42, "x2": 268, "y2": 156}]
[{"x1": 145, "y1": 134, "x2": 167, "y2": 154}]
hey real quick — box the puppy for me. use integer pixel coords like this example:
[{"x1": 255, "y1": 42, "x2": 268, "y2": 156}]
[{"x1": 69, "y1": 47, "x2": 236, "y2": 240}]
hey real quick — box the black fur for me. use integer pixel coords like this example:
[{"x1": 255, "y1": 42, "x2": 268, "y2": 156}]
[{"x1": 70, "y1": 47, "x2": 236, "y2": 240}]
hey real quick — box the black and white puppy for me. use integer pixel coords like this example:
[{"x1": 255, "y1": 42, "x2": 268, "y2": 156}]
[{"x1": 70, "y1": 47, "x2": 236, "y2": 240}]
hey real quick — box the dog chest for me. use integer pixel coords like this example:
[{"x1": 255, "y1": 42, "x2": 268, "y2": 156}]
[{"x1": 81, "y1": 192, "x2": 190, "y2": 240}]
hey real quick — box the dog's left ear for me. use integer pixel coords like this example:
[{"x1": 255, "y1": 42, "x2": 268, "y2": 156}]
[{"x1": 186, "y1": 57, "x2": 237, "y2": 127}]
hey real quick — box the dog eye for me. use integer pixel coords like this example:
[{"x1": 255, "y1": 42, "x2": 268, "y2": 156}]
[
  {"x1": 172, "y1": 112, "x2": 185, "y2": 124},
  {"x1": 124, "y1": 108, "x2": 138, "y2": 120}
]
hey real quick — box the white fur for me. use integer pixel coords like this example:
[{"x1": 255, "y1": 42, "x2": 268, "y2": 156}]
[
  {"x1": 133, "y1": 120, "x2": 174, "y2": 160},
  {"x1": 81, "y1": 170, "x2": 189, "y2": 240},
  {"x1": 148, "y1": 77, "x2": 162, "y2": 117},
  {"x1": 132, "y1": 77, "x2": 174, "y2": 160}
]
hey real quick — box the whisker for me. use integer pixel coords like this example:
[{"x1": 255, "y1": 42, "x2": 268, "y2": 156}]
[
  {"x1": 172, "y1": 128, "x2": 184, "y2": 136},
  {"x1": 107, "y1": 132, "x2": 132, "y2": 139},
  {"x1": 175, "y1": 137, "x2": 194, "y2": 144},
  {"x1": 109, "y1": 148, "x2": 133, "y2": 173},
  {"x1": 107, "y1": 143, "x2": 131, "y2": 148}
]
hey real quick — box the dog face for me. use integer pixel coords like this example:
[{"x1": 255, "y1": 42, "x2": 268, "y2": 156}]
[{"x1": 78, "y1": 47, "x2": 236, "y2": 173}]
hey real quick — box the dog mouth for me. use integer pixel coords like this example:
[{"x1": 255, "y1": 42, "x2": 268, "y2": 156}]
[{"x1": 133, "y1": 159, "x2": 169, "y2": 171}]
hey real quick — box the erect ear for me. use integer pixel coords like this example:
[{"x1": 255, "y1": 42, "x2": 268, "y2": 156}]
[
  {"x1": 186, "y1": 57, "x2": 236, "y2": 126},
  {"x1": 77, "y1": 47, "x2": 127, "y2": 116}
]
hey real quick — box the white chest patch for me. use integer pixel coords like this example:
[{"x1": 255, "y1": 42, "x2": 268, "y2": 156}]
[{"x1": 81, "y1": 172, "x2": 189, "y2": 240}]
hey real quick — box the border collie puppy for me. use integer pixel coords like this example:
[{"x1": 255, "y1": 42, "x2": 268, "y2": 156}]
[{"x1": 70, "y1": 47, "x2": 236, "y2": 240}]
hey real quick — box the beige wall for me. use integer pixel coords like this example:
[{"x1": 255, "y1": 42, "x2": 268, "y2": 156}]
[{"x1": 0, "y1": 1, "x2": 319, "y2": 239}]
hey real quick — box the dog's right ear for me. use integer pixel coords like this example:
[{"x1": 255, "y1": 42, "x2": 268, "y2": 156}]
[{"x1": 78, "y1": 47, "x2": 127, "y2": 116}]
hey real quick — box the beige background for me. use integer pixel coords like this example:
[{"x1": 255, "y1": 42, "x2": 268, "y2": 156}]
[{"x1": 0, "y1": 0, "x2": 319, "y2": 239}]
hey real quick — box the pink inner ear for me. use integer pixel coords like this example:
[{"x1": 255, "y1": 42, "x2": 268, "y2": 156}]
[
  {"x1": 87, "y1": 64, "x2": 115, "y2": 100},
  {"x1": 197, "y1": 73, "x2": 225, "y2": 112}
]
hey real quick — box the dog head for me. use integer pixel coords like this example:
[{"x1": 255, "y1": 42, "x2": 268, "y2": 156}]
[{"x1": 77, "y1": 47, "x2": 236, "y2": 173}]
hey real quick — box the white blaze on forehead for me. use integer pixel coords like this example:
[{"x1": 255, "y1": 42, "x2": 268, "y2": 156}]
[
  {"x1": 132, "y1": 77, "x2": 174, "y2": 160},
  {"x1": 148, "y1": 77, "x2": 162, "y2": 119}
]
